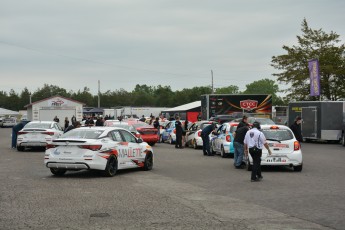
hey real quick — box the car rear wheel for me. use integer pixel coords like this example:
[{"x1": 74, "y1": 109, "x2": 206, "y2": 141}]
[
  {"x1": 294, "y1": 164, "x2": 303, "y2": 172},
  {"x1": 220, "y1": 145, "x2": 227, "y2": 158},
  {"x1": 168, "y1": 136, "x2": 173, "y2": 145},
  {"x1": 17, "y1": 146, "x2": 25, "y2": 152},
  {"x1": 342, "y1": 134, "x2": 345, "y2": 146},
  {"x1": 50, "y1": 168, "x2": 67, "y2": 176},
  {"x1": 193, "y1": 139, "x2": 198, "y2": 149},
  {"x1": 103, "y1": 156, "x2": 118, "y2": 177},
  {"x1": 148, "y1": 142, "x2": 155, "y2": 146},
  {"x1": 159, "y1": 135, "x2": 163, "y2": 143},
  {"x1": 143, "y1": 152, "x2": 153, "y2": 171}
]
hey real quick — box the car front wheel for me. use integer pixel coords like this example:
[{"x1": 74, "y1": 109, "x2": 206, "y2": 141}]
[
  {"x1": 103, "y1": 156, "x2": 118, "y2": 177},
  {"x1": 50, "y1": 168, "x2": 67, "y2": 176},
  {"x1": 342, "y1": 134, "x2": 345, "y2": 146},
  {"x1": 143, "y1": 152, "x2": 153, "y2": 171},
  {"x1": 17, "y1": 146, "x2": 25, "y2": 152},
  {"x1": 168, "y1": 136, "x2": 173, "y2": 145},
  {"x1": 220, "y1": 145, "x2": 227, "y2": 158},
  {"x1": 193, "y1": 139, "x2": 198, "y2": 149}
]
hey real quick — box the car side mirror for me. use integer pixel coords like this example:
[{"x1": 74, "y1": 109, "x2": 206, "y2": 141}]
[{"x1": 137, "y1": 138, "x2": 143, "y2": 143}]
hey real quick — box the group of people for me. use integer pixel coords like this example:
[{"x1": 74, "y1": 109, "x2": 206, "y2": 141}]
[{"x1": 198, "y1": 115, "x2": 303, "y2": 182}]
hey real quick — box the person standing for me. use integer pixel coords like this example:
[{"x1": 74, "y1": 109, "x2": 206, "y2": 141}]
[
  {"x1": 85, "y1": 116, "x2": 94, "y2": 126},
  {"x1": 53, "y1": 116, "x2": 59, "y2": 123},
  {"x1": 95, "y1": 116, "x2": 104, "y2": 126},
  {"x1": 290, "y1": 116, "x2": 303, "y2": 143},
  {"x1": 64, "y1": 117, "x2": 69, "y2": 130},
  {"x1": 139, "y1": 115, "x2": 146, "y2": 122},
  {"x1": 201, "y1": 122, "x2": 216, "y2": 156},
  {"x1": 64, "y1": 121, "x2": 81, "y2": 133},
  {"x1": 233, "y1": 123, "x2": 250, "y2": 169},
  {"x1": 244, "y1": 122, "x2": 272, "y2": 182},
  {"x1": 71, "y1": 115, "x2": 76, "y2": 125},
  {"x1": 237, "y1": 115, "x2": 248, "y2": 129},
  {"x1": 153, "y1": 117, "x2": 160, "y2": 142},
  {"x1": 11, "y1": 121, "x2": 28, "y2": 149},
  {"x1": 175, "y1": 116, "x2": 183, "y2": 148}
]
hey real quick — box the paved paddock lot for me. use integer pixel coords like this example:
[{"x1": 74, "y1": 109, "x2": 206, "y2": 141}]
[{"x1": 0, "y1": 128, "x2": 344, "y2": 229}]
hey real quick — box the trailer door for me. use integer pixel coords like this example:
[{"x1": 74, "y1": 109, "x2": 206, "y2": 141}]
[{"x1": 301, "y1": 107, "x2": 317, "y2": 139}]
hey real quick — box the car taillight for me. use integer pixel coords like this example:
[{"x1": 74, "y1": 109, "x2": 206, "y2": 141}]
[
  {"x1": 42, "y1": 132, "x2": 54, "y2": 136},
  {"x1": 226, "y1": 135, "x2": 231, "y2": 142},
  {"x1": 294, "y1": 141, "x2": 300, "y2": 151},
  {"x1": 18, "y1": 131, "x2": 28, "y2": 135},
  {"x1": 173, "y1": 129, "x2": 176, "y2": 134},
  {"x1": 78, "y1": 145, "x2": 102, "y2": 151},
  {"x1": 270, "y1": 126, "x2": 279, "y2": 129},
  {"x1": 46, "y1": 144, "x2": 56, "y2": 150},
  {"x1": 198, "y1": 131, "x2": 201, "y2": 137}
]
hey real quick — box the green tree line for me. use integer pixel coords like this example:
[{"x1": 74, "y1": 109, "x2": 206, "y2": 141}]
[{"x1": 0, "y1": 79, "x2": 284, "y2": 111}]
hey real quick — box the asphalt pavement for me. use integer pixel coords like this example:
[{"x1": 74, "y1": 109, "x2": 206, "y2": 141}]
[{"x1": 0, "y1": 128, "x2": 344, "y2": 230}]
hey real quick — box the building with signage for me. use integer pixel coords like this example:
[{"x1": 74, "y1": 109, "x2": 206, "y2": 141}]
[
  {"x1": 201, "y1": 94, "x2": 272, "y2": 120},
  {"x1": 25, "y1": 96, "x2": 85, "y2": 127}
]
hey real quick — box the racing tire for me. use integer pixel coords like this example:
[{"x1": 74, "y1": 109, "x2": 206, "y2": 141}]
[
  {"x1": 193, "y1": 139, "x2": 198, "y2": 149},
  {"x1": 211, "y1": 145, "x2": 216, "y2": 155},
  {"x1": 50, "y1": 168, "x2": 67, "y2": 176},
  {"x1": 246, "y1": 158, "x2": 252, "y2": 171},
  {"x1": 294, "y1": 164, "x2": 303, "y2": 172},
  {"x1": 168, "y1": 136, "x2": 173, "y2": 145},
  {"x1": 103, "y1": 156, "x2": 118, "y2": 177},
  {"x1": 143, "y1": 152, "x2": 153, "y2": 171},
  {"x1": 148, "y1": 142, "x2": 155, "y2": 146},
  {"x1": 220, "y1": 145, "x2": 227, "y2": 158},
  {"x1": 17, "y1": 146, "x2": 25, "y2": 152},
  {"x1": 342, "y1": 135, "x2": 345, "y2": 146}
]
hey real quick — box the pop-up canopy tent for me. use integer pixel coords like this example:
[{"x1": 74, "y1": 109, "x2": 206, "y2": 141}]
[{"x1": 0, "y1": 108, "x2": 19, "y2": 116}]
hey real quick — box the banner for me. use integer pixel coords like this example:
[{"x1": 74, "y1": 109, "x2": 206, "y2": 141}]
[{"x1": 308, "y1": 59, "x2": 321, "y2": 96}]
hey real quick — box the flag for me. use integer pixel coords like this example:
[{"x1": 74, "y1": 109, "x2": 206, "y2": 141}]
[{"x1": 308, "y1": 59, "x2": 321, "y2": 96}]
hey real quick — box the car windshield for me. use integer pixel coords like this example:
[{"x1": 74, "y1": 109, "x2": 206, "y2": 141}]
[
  {"x1": 110, "y1": 124, "x2": 136, "y2": 132},
  {"x1": 61, "y1": 129, "x2": 104, "y2": 139},
  {"x1": 262, "y1": 129, "x2": 294, "y2": 141},
  {"x1": 24, "y1": 123, "x2": 51, "y2": 129},
  {"x1": 132, "y1": 122, "x2": 152, "y2": 128},
  {"x1": 249, "y1": 118, "x2": 275, "y2": 125}
]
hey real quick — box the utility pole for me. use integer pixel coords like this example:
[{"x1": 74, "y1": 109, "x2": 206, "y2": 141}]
[
  {"x1": 98, "y1": 80, "x2": 100, "y2": 108},
  {"x1": 211, "y1": 70, "x2": 214, "y2": 93}
]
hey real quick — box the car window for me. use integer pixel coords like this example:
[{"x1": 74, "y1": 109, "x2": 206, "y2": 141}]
[
  {"x1": 120, "y1": 130, "x2": 137, "y2": 143},
  {"x1": 24, "y1": 123, "x2": 51, "y2": 129},
  {"x1": 62, "y1": 129, "x2": 104, "y2": 139},
  {"x1": 262, "y1": 129, "x2": 294, "y2": 141},
  {"x1": 110, "y1": 130, "x2": 124, "y2": 142},
  {"x1": 221, "y1": 124, "x2": 227, "y2": 133}
]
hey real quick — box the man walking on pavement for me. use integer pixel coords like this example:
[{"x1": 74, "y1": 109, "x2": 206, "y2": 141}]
[
  {"x1": 201, "y1": 122, "x2": 217, "y2": 156},
  {"x1": 290, "y1": 116, "x2": 303, "y2": 144},
  {"x1": 237, "y1": 115, "x2": 248, "y2": 129},
  {"x1": 233, "y1": 123, "x2": 250, "y2": 169},
  {"x1": 244, "y1": 122, "x2": 272, "y2": 182}
]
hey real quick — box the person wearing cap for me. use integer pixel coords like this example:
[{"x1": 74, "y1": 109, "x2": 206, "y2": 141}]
[
  {"x1": 237, "y1": 115, "x2": 248, "y2": 129},
  {"x1": 244, "y1": 121, "x2": 272, "y2": 182},
  {"x1": 290, "y1": 116, "x2": 303, "y2": 143}
]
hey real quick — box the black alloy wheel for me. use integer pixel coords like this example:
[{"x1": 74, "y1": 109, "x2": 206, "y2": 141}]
[
  {"x1": 104, "y1": 156, "x2": 118, "y2": 177},
  {"x1": 143, "y1": 152, "x2": 153, "y2": 171}
]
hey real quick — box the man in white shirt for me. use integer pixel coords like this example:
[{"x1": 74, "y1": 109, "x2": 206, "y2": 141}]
[{"x1": 244, "y1": 122, "x2": 272, "y2": 182}]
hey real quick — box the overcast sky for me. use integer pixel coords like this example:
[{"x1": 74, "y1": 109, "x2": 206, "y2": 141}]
[{"x1": 1, "y1": 0, "x2": 345, "y2": 95}]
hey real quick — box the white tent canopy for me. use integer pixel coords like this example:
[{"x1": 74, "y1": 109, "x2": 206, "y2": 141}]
[
  {"x1": 0, "y1": 108, "x2": 19, "y2": 116},
  {"x1": 161, "y1": 101, "x2": 201, "y2": 112}
]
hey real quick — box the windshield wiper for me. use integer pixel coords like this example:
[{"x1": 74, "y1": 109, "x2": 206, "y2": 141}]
[{"x1": 266, "y1": 138, "x2": 281, "y2": 143}]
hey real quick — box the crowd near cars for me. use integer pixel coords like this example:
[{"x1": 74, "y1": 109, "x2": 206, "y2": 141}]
[{"x1": 13, "y1": 114, "x2": 305, "y2": 177}]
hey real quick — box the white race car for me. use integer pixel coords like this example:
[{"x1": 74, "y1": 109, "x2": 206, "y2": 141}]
[
  {"x1": 246, "y1": 125, "x2": 303, "y2": 172},
  {"x1": 44, "y1": 127, "x2": 153, "y2": 177},
  {"x1": 185, "y1": 121, "x2": 214, "y2": 149},
  {"x1": 17, "y1": 121, "x2": 64, "y2": 151}
]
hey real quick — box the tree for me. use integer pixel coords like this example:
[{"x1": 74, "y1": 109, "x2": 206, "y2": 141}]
[
  {"x1": 271, "y1": 19, "x2": 345, "y2": 101},
  {"x1": 215, "y1": 85, "x2": 239, "y2": 94},
  {"x1": 243, "y1": 78, "x2": 285, "y2": 105}
]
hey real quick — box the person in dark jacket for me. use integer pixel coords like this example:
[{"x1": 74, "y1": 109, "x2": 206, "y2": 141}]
[
  {"x1": 175, "y1": 116, "x2": 183, "y2": 148},
  {"x1": 64, "y1": 121, "x2": 81, "y2": 133},
  {"x1": 95, "y1": 117, "x2": 104, "y2": 126},
  {"x1": 233, "y1": 123, "x2": 250, "y2": 168},
  {"x1": 153, "y1": 117, "x2": 160, "y2": 142},
  {"x1": 290, "y1": 116, "x2": 303, "y2": 143},
  {"x1": 64, "y1": 117, "x2": 69, "y2": 130},
  {"x1": 11, "y1": 121, "x2": 29, "y2": 148},
  {"x1": 201, "y1": 122, "x2": 217, "y2": 156},
  {"x1": 237, "y1": 115, "x2": 248, "y2": 129}
]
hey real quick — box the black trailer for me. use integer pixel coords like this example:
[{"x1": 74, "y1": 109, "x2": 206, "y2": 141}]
[{"x1": 288, "y1": 101, "x2": 345, "y2": 142}]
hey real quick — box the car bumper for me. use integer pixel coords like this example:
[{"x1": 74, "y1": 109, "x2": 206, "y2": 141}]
[{"x1": 18, "y1": 141, "x2": 48, "y2": 147}]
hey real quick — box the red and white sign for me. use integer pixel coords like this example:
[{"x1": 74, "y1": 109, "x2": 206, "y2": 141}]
[
  {"x1": 48, "y1": 98, "x2": 67, "y2": 107},
  {"x1": 240, "y1": 100, "x2": 258, "y2": 110}
]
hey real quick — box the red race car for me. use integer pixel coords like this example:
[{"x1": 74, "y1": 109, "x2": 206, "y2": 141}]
[{"x1": 127, "y1": 120, "x2": 159, "y2": 146}]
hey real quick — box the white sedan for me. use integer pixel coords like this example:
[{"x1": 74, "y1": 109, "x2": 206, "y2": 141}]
[
  {"x1": 44, "y1": 127, "x2": 153, "y2": 177},
  {"x1": 185, "y1": 121, "x2": 214, "y2": 149},
  {"x1": 17, "y1": 121, "x2": 64, "y2": 151},
  {"x1": 246, "y1": 125, "x2": 303, "y2": 172}
]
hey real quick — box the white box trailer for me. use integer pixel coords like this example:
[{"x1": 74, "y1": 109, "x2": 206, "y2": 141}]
[{"x1": 114, "y1": 107, "x2": 169, "y2": 118}]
